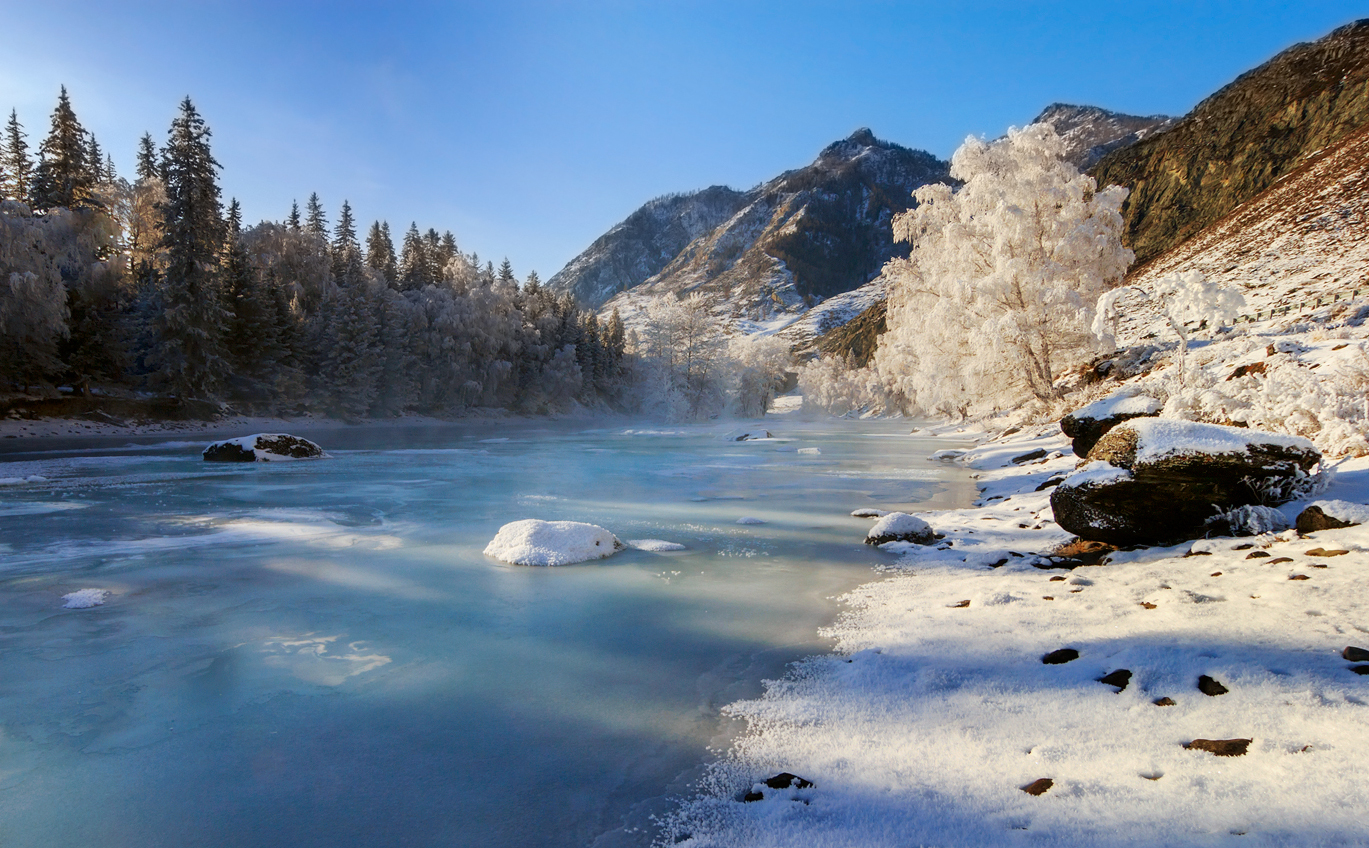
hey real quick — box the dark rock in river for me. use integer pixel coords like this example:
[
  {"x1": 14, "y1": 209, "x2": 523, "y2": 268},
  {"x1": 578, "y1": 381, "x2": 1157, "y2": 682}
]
[{"x1": 203, "y1": 433, "x2": 325, "y2": 462}]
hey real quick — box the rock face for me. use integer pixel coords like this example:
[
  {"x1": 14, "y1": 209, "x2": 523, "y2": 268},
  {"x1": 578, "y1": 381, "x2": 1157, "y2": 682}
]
[
  {"x1": 1050, "y1": 420, "x2": 1320, "y2": 546},
  {"x1": 547, "y1": 186, "x2": 750, "y2": 309},
  {"x1": 203, "y1": 434, "x2": 325, "y2": 462},
  {"x1": 1033, "y1": 103, "x2": 1174, "y2": 170},
  {"x1": 1059, "y1": 393, "x2": 1163, "y2": 457},
  {"x1": 865, "y1": 512, "x2": 935, "y2": 545},
  {"x1": 1091, "y1": 19, "x2": 1369, "y2": 266}
]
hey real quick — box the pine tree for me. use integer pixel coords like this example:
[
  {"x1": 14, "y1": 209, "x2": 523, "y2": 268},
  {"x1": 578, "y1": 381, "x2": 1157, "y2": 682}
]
[
  {"x1": 439, "y1": 231, "x2": 458, "y2": 265},
  {"x1": 287, "y1": 200, "x2": 301, "y2": 231},
  {"x1": 366, "y1": 220, "x2": 398, "y2": 286},
  {"x1": 86, "y1": 133, "x2": 105, "y2": 184},
  {"x1": 136, "y1": 133, "x2": 159, "y2": 181},
  {"x1": 424, "y1": 228, "x2": 445, "y2": 282},
  {"x1": 222, "y1": 199, "x2": 281, "y2": 389},
  {"x1": 152, "y1": 97, "x2": 229, "y2": 399},
  {"x1": 331, "y1": 200, "x2": 364, "y2": 285},
  {"x1": 497, "y1": 258, "x2": 517, "y2": 289},
  {"x1": 398, "y1": 222, "x2": 429, "y2": 291},
  {"x1": 3, "y1": 110, "x2": 33, "y2": 204},
  {"x1": 31, "y1": 87, "x2": 95, "y2": 211},
  {"x1": 524, "y1": 270, "x2": 541, "y2": 295},
  {"x1": 305, "y1": 192, "x2": 327, "y2": 238}
]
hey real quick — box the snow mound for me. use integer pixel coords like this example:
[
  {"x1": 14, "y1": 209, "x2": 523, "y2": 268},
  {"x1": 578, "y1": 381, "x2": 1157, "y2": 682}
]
[
  {"x1": 851, "y1": 508, "x2": 890, "y2": 518},
  {"x1": 866, "y1": 512, "x2": 934, "y2": 545},
  {"x1": 483, "y1": 520, "x2": 623, "y2": 566},
  {"x1": 797, "y1": 447, "x2": 822, "y2": 455},
  {"x1": 62, "y1": 588, "x2": 108, "y2": 609},
  {"x1": 736, "y1": 517, "x2": 766, "y2": 525},
  {"x1": 627, "y1": 539, "x2": 687, "y2": 552}
]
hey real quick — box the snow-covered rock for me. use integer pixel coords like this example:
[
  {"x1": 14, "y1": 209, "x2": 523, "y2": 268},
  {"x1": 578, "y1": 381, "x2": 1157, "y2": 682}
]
[
  {"x1": 203, "y1": 434, "x2": 325, "y2": 462},
  {"x1": 1051, "y1": 420, "x2": 1321, "y2": 545},
  {"x1": 1296, "y1": 500, "x2": 1369, "y2": 532},
  {"x1": 850, "y1": 508, "x2": 890, "y2": 518},
  {"x1": 62, "y1": 588, "x2": 108, "y2": 609},
  {"x1": 483, "y1": 520, "x2": 623, "y2": 566},
  {"x1": 1059, "y1": 391, "x2": 1162, "y2": 457},
  {"x1": 865, "y1": 512, "x2": 935, "y2": 545}
]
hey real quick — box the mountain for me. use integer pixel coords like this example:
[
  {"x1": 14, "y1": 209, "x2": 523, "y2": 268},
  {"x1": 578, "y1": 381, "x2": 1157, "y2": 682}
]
[
  {"x1": 1032, "y1": 104, "x2": 1174, "y2": 169},
  {"x1": 599, "y1": 129, "x2": 949, "y2": 334},
  {"x1": 1113, "y1": 119, "x2": 1369, "y2": 345},
  {"x1": 1091, "y1": 19, "x2": 1369, "y2": 267},
  {"x1": 546, "y1": 186, "x2": 750, "y2": 309}
]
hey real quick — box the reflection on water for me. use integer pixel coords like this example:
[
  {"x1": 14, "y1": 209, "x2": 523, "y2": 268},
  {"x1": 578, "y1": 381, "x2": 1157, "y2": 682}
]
[{"x1": 0, "y1": 418, "x2": 974, "y2": 848}]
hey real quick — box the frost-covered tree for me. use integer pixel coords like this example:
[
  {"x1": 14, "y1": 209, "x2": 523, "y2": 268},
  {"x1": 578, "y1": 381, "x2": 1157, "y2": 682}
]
[
  {"x1": 331, "y1": 200, "x2": 364, "y2": 286},
  {"x1": 2, "y1": 111, "x2": 34, "y2": 204},
  {"x1": 398, "y1": 222, "x2": 430, "y2": 291},
  {"x1": 729, "y1": 334, "x2": 792, "y2": 417},
  {"x1": 151, "y1": 97, "x2": 228, "y2": 399},
  {"x1": 0, "y1": 201, "x2": 69, "y2": 388},
  {"x1": 366, "y1": 220, "x2": 397, "y2": 286},
  {"x1": 1093, "y1": 270, "x2": 1245, "y2": 382},
  {"x1": 31, "y1": 87, "x2": 96, "y2": 212},
  {"x1": 874, "y1": 123, "x2": 1133, "y2": 416}
]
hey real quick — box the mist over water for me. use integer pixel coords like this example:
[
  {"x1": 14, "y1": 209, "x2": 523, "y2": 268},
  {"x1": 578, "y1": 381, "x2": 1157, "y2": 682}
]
[{"x1": 0, "y1": 419, "x2": 974, "y2": 848}]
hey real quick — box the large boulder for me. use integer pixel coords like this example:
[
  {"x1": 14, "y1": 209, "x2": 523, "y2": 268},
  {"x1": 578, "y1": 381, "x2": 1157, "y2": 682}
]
[
  {"x1": 1050, "y1": 420, "x2": 1320, "y2": 546},
  {"x1": 865, "y1": 512, "x2": 935, "y2": 545},
  {"x1": 1060, "y1": 392, "x2": 1163, "y2": 457},
  {"x1": 203, "y1": 434, "x2": 325, "y2": 462}
]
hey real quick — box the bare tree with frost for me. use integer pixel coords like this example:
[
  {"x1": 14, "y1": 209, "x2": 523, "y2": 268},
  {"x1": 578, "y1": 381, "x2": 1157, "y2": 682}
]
[{"x1": 874, "y1": 124, "x2": 1133, "y2": 416}]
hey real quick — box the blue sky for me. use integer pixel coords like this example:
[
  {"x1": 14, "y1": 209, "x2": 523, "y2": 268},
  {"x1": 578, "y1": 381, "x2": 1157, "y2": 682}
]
[{"x1": 3, "y1": 2, "x2": 1363, "y2": 279}]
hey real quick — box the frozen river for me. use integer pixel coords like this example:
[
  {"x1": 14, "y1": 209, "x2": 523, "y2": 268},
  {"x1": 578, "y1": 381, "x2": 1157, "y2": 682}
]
[{"x1": 0, "y1": 418, "x2": 974, "y2": 847}]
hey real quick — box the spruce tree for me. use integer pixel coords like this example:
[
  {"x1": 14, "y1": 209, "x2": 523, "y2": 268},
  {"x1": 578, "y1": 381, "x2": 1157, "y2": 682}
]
[
  {"x1": 398, "y1": 222, "x2": 429, "y2": 291},
  {"x1": 331, "y1": 200, "x2": 363, "y2": 285},
  {"x1": 135, "y1": 133, "x2": 159, "y2": 181},
  {"x1": 305, "y1": 192, "x2": 327, "y2": 238},
  {"x1": 86, "y1": 133, "x2": 105, "y2": 184},
  {"x1": 287, "y1": 200, "x2": 301, "y2": 231},
  {"x1": 366, "y1": 220, "x2": 398, "y2": 286},
  {"x1": 152, "y1": 97, "x2": 229, "y2": 399},
  {"x1": 31, "y1": 87, "x2": 94, "y2": 211},
  {"x1": 497, "y1": 258, "x2": 517, "y2": 289},
  {"x1": 222, "y1": 199, "x2": 280, "y2": 388},
  {"x1": 3, "y1": 110, "x2": 33, "y2": 204}
]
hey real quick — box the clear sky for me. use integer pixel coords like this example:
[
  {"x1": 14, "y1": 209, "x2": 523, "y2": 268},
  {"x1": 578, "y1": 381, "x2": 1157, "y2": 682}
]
[{"x1": 2, "y1": 1, "x2": 1363, "y2": 280}]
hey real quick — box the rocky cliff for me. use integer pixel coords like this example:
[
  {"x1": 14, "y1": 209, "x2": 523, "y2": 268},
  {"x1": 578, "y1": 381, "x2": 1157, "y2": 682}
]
[{"x1": 1032, "y1": 103, "x2": 1173, "y2": 169}]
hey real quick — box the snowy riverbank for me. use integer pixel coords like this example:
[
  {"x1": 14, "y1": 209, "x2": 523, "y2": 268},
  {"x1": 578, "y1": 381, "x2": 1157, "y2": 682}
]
[{"x1": 663, "y1": 424, "x2": 1369, "y2": 846}]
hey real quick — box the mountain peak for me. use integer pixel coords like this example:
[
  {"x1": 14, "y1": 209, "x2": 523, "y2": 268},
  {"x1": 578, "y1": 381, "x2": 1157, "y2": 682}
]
[{"x1": 847, "y1": 127, "x2": 878, "y2": 146}]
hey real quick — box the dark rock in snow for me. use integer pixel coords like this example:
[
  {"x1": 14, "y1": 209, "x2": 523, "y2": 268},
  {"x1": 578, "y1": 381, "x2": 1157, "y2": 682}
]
[
  {"x1": 1198, "y1": 675, "x2": 1229, "y2": 697},
  {"x1": 1060, "y1": 393, "x2": 1163, "y2": 457},
  {"x1": 1246, "y1": 550, "x2": 1271, "y2": 559},
  {"x1": 1050, "y1": 420, "x2": 1320, "y2": 546},
  {"x1": 1153, "y1": 697, "x2": 1177, "y2": 706},
  {"x1": 1021, "y1": 778, "x2": 1054, "y2": 796},
  {"x1": 742, "y1": 791, "x2": 764, "y2": 802},
  {"x1": 1011, "y1": 449, "x2": 1049, "y2": 464},
  {"x1": 1184, "y1": 738, "x2": 1251, "y2": 757},
  {"x1": 1268, "y1": 557, "x2": 1294, "y2": 565},
  {"x1": 1344, "y1": 646, "x2": 1369, "y2": 662},
  {"x1": 1304, "y1": 547, "x2": 1349, "y2": 557},
  {"x1": 1042, "y1": 648, "x2": 1080, "y2": 665},
  {"x1": 1296, "y1": 503, "x2": 1365, "y2": 533},
  {"x1": 949, "y1": 599, "x2": 971, "y2": 608},
  {"x1": 763, "y1": 773, "x2": 814, "y2": 790},
  {"x1": 203, "y1": 434, "x2": 325, "y2": 462},
  {"x1": 1035, "y1": 475, "x2": 1067, "y2": 491},
  {"x1": 1098, "y1": 669, "x2": 1132, "y2": 691},
  {"x1": 1289, "y1": 574, "x2": 1311, "y2": 581},
  {"x1": 1352, "y1": 665, "x2": 1369, "y2": 676}
]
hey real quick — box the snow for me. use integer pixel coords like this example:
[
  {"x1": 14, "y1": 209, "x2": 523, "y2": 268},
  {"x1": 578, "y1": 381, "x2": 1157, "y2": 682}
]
[
  {"x1": 866, "y1": 512, "x2": 932, "y2": 542},
  {"x1": 61, "y1": 588, "x2": 108, "y2": 609},
  {"x1": 736, "y1": 517, "x2": 766, "y2": 525},
  {"x1": 1061, "y1": 460, "x2": 1134, "y2": 488},
  {"x1": 850, "y1": 508, "x2": 889, "y2": 518},
  {"x1": 482, "y1": 519, "x2": 623, "y2": 566},
  {"x1": 1066, "y1": 391, "x2": 1162, "y2": 421},
  {"x1": 930, "y1": 448, "x2": 968, "y2": 460},
  {"x1": 797, "y1": 447, "x2": 821, "y2": 455},
  {"x1": 627, "y1": 539, "x2": 687, "y2": 552},
  {"x1": 1127, "y1": 418, "x2": 1318, "y2": 462},
  {"x1": 665, "y1": 428, "x2": 1369, "y2": 847}
]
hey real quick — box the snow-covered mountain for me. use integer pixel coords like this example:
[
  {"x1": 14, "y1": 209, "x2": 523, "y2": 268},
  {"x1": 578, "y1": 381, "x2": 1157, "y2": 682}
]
[
  {"x1": 597, "y1": 129, "x2": 949, "y2": 336},
  {"x1": 1031, "y1": 103, "x2": 1173, "y2": 169},
  {"x1": 1092, "y1": 18, "x2": 1369, "y2": 266},
  {"x1": 546, "y1": 185, "x2": 750, "y2": 309}
]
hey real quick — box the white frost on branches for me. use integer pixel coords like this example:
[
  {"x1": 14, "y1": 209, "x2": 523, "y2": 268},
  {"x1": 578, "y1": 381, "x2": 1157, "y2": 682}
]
[{"x1": 873, "y1": 123, "x2": 1133, "y2": 416}]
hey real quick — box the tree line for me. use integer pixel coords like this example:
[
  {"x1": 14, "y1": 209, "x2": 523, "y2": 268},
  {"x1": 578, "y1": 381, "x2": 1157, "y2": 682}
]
[{"x1": 1, "y1": 88, "x2": 628, "y2": 417}]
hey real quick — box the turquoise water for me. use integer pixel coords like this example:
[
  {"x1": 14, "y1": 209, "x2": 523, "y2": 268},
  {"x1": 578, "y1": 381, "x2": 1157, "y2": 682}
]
[{"x1": 0, "y1": 419, "x2": 974, "y2": 847}]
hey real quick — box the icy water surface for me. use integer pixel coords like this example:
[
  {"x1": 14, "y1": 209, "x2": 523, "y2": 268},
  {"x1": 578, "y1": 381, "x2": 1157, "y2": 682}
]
[{"x1": 0, "y1": 419, "x2": 974, "y2": 848}]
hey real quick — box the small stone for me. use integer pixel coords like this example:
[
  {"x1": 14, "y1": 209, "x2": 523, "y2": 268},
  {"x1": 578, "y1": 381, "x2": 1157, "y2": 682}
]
[
  {"x1": 1183, "y1": 550, "x2": 1213, "y2": 557},
  {"x1": 1198, "y1": 675, "x2": 1229, "y2": 696},
  {"x1": 1042, "y1": 596, "x2": 1055, "y2": 600},
  {"x1": 763, "y1": 772, "x2": 813, "y2": 790},
  {"x1": 1153, "y1": 697, "x2": 1176, "y2": 706},
  {"x1": 1012, "y1": 449, "x2": 1048, "y2": 464},
  {"x1": 949, "y1": 599, "x2": 971, "y2": 608},
  {"x1": 1021, "y1": 778, "x2": 1053, "y2": 796},
  {"x1": 1310, "y1": 563, "x2": 1328, "y2": 569},
  {"x1": 1069, "y1": 588, "x2": 1083, "y2": 593},
  {"x1": 1140, "y1": 602, "x2": 1157, "y2": 609},
  {"x1": 1098, "y1": 669, "x2": 1132, "y2": 691},
  {"x1": 742, "y1": 791, "x2": 764, "y2": 802},
  {"x1": 1289, "y1": 574, "x2": 1311, "y2": 581},
  {"x1": 1233, "y1": 543, "x2": 1255, "y2": 550},
  {"x1": 1049, "y1": 575, "x2": 1067, "y2": 582},
  {"x1": 1351, "y1": 665, "x2": 1369, "y2": 676},
  {"x1": 1210, "y1": 572, "x2": 1223, "y2": 577},
  {"x1": 1042, "y1": 648, "x2": 1079, "y2": 665},
  {"x1": 1246, "y1": 550, "x2": 1270, "y2": 559},
  {"x1": 1268, "y1": 557, "x2": 1294, "y2": 565},
  {"x1": 1185, "y1": 738, "x2": 1251, "y2": 757},
  {"x1": 1344, "y1": 646, "x2": 1369, "y2": 662},
  {"x1": 1305, "y1": 548, "x2": 1349, "y2": 557},
  {"x1": 1035, "y1": 476, "x2": 1066, "y2": 491}
]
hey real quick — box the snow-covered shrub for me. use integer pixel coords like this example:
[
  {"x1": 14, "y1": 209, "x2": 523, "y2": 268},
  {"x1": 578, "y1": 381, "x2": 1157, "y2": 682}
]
[
  {"x1": 1095, "y1": 270, "x2": 1245, "y2": 384},
  {"x1": 874, "y1": 123, "x2": 1132, "y2": 416},
  {"x1": 728, "y1": 334, "x2": 792, "y2": 418},
  {"x1": 797, "y1": 355, "x2": 889, "y2": 416}
]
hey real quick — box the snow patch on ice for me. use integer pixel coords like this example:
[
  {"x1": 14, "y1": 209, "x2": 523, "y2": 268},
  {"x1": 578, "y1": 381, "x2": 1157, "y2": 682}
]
[
  {"x1": 627, "y1": 539, "x2": 687, "y2": 552},
  {"x1": 62, "y1": 588, "x2": 108, "y2": 609},
  {"x1": 735, "y1": 517, "x2": 766, "y2": 525}
]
